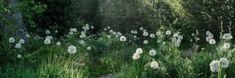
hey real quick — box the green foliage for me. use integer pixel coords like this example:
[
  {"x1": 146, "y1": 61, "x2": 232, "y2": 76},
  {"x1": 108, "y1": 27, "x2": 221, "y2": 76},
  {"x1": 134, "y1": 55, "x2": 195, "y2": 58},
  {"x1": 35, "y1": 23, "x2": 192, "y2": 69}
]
[{"x1": 19, "y1": 0, "x2": 46, "y2": 32}]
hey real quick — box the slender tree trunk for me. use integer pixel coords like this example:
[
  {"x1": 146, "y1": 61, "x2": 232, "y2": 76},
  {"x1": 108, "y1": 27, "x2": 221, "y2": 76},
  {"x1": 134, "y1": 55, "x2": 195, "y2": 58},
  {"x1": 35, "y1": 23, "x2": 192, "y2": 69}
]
[{"x1": 7, "y1": 0, "x2": 27, "y2": 39}]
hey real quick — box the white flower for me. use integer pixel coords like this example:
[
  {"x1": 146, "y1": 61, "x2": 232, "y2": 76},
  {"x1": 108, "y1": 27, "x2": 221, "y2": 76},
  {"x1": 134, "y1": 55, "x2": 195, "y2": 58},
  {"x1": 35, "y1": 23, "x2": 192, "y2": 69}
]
[
  {"x1": 104, "y1": 28, "x2": 107, "y2": 31},
  {"x1": 26, "y1": 34, "x2": 30, "y2": 38},
  {"x1": 139, "y1": 27, "x2": 144, "y2": 30},
  {"x1": 209, "y1": 60, "x2": 220, "y2": 72},
  {"x1": 56, "y1": 41, "x2": 61, "y2": 46},
  {"x1": 109, "y1": 30, "x2": 113, "y2": 33},
  {"x1": 44, "y1": 38, "x2": 51, "y2": 44},
  {"x1": 132, "y1": 52, "x2": 140, "y2": 60},
  {"x1": 156, "y1": 31, "x2": 161, "y2": 36},
  {"x1": 143, "y1": 40, "x2": 148, "y2": 44},
  {"x1": 79, "y1": 40, "x2": 85, "y2": 45},
  {"x1": 150, "y1": 34, "x2": 155, "y2": 38},
  {"x1": 171, "y1": 38, "x2": 177, "y2": 43},
  {"x1": 70, "y1": 28, "x2": 77, "y2": 32},
  {"x1": 45, "y1": 30, "x2": 51, "y2": 34},
  {"x1": 17, "y1": 54, "x2": 22, "y2": 58},
  {"x1": 90, "y1": 26, "x2": 94, "y2": 29},
  {"x1": 55, "y1": 30, "x2": 58, "y2": 33},
  {"x1": 69, "y1": 31, "x2": 74, "y2": 35},
  {"x1": 80, "y1": 34, "x2": 86, "y2": 38},
  {"x1": 87, "y1": 46, "x2": 91, "y2": 50},
  {"x1": 178, "y1": 35, "x2": 183, "y2": 40},
  {"x1": 173, "y1": 33, "x2": 179, "y2": 37},
  {"x1": 143, "y1": 31, "x2": 149, "y2": 36},
  {"x1": 223, "y1": 43, "x2": 231, "y2": 49},
  {"x1": 120, "y1": 36, "x2": 127, "y2": 42},
  {"x1": 9, "y1": 37, "x2": 15, "y2": 43},
  {"x1": 150, "y1": 60, "x2": 159, "y2": 69},
  {"x1": 133, "y1": 35, "x2": 137, "y2": 39},
  {"x1": 117, "y1": 32, "x2": 122, "y2": 36},
  {"x1": 209, "y1": 39, "x2": 216, "y2": 44},
  {"x1": 46, "y1": 36, "x2": 53, "y2": 40},
  {"x1": 166, "y1": 30, "x2": 171, "y2": 35},
  {"x1": 206, "y1": 36, "x2": 213, "y2": 42},
  {"x1": 136, "y1": 48, "x2": 143, "y2": 54},
  {"x1": 107, "y1": 26, "x2": 110, "y2": 29},
  {"x1": 149, "y1": 49, "x2": 156, "y2": 56},
  {"x1": 107, "y1": 35, "x2": 111, "y2": 38},
  {"x1": 162, "y1": 42, "x2": 166, "y2": 45},
  {"x1": 15, "y1": 43, "x2": 22, "y2": 49},
  {"x1": 222, "y1": 33, "x2": 233, "y2": 40},
  {"x1": 68, "y1": 45, "x2": 77, "y2": 54},
  {"x1": 174, "y1": 42, "x2": 180, "y2": 47},
  {"x1": 206, "y1": 31, "x2": 212, "y2": 36},
  {"x1": 19, "y1": 39, "x2": 25, "y2": 44},
  {"x1": 219, "y1": 58, "x2": 229, "y2": 68}
]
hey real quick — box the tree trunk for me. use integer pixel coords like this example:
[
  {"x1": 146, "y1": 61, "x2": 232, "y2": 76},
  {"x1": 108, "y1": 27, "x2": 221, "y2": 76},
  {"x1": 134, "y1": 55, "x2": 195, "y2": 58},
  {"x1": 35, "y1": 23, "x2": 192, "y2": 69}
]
[{"x1": 6, "y1": 0, "x2": 27, "y2": 39}]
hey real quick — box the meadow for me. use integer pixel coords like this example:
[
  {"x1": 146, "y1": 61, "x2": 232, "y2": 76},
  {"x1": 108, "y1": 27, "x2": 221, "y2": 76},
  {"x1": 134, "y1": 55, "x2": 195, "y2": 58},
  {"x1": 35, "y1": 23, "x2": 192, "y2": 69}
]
[{"x1": 1, "y1": 0, "x2": 235, "y2": 78}]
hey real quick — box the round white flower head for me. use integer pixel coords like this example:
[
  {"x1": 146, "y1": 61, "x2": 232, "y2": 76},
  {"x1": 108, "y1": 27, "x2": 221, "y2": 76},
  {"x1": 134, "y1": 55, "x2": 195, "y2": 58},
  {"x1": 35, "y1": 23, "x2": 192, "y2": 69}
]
[
  {"x1": 90, "y1": 26, "x2": 94, "y2": 29},
  {"x1": 120, "y1": 36, "x2": 127, "y2": 42},
  {"x1": 44, "y1": 38, "x2": 51, "y2": 45},
  {"x1": 223, "y1": 43, "x2": 231, "y2": 49},
  {"x1": 132, "y1": 52, "x2": 140, "y2": 60},
  {"x1": 17, "y1": 54, "x2": 22, "y2": 58},
  {"x1": 209, "y1": 39, "x2": 216, "y2": 44},
  {"x1": 174, "y1": 42, "x2": 180, "y2": 47},
  {"x1": 162, "y1": 42, "x2": 166, "y2": 45},
  {"x1": 139, "y1": 27, "x2": 144, "y2": 30},
  {"x1": 107, "y1": 35, "x2": 111, "y2": 39},
  {"x1": 87, "y1": 46, "x2": 91, "y2": 50},
  {"x1": 131, "y1": 30, "x2": 135, "y2": 34},
  {"x1": 149, "y1": 49, "x2": 156, "y2": 56},
  {"x1": 104, "y1": 28, "x2": 107, "y2": 31},
  {"x1": 166, "y1": 30, "x2": 171, "y2": 35},
  {"x1": 206, "y1": 31, "x2": 212, "y2": 36},
  {"x1": 15, "y1": 43, "x2": 22, "y2": 49},
  {"x1": 117, "y1": 32, "x2": 122, "y2": 36},
  {"x1": 150, "y1": 60, "x2": 159, "y2": 69},
  {"x1": 55, "y1": 30, "x2": 58, "y2": 33},
  {"x1": 143, "y1": 31, "x2": 149, "y2": 36},
  {"x1": 191, "y1": 33, "x2": 195, "y2": 36},
  {"x1": 133, "y1": 30, "x2": 138, "y2": 34},
  {"x1": 115, "y1": 35, "x2": 119, "y2": 38},
  {"x1": 69, "y1": 31, "x2": 74, "y2": 35},
  {"x1": 70, "y1": 28, "x2": 77, "y2": 32},
  {"x1": 178, "y1": 35, "x2": 183, "y2": 40},
  {"x1": 80, "y1": 34, "x2": 86, "y2": 38},
  {"x1": 46, "y1": 36, "x2": 53, "y2": 40},
  {"x1": 45, "y1": 30, "x2": 51, "y2": 34},
  {"x1": 173, "y1": 33, "x2": 179, "y2": 37},
  {"x1": 156, "y1": 30, "x2": 161, "y2": 36},
  {"x1": 109, "y1": 30, "x2": 113, "y2": 33},
  {"x1": 136, "y1": 48, "x2": 143, "y2": 54},
  {"x1": 171, "y1": 38, "x2": 177, "y2": 43},
  {"x1": 56, "y1": 41, "x2": 61, "y2": 46},
  {"x1": 68, "y1": 45, "x2": 77, "y2": 54},
  {"x1": 206, "y1": 36, "x2": 213, "y2": 42},
  {"x1": 9, "y1": 37, "x2": 15, "y2": 43},
  {"x1": 133, "y1": 35, "x2": 137, "y2": 39},
  {"x1": 209, "y1": 60, "x2": 220, "y2": 72},
  {"x1": 143, "y1": 40, "x2": 148, "y2": 44},
  {"x1": 26, "y1": 34, "x2": 30, "y2": 38},
  {"x1": 222, "y1": 33, "x2": 233, "y2": 40},
  {"x1": 219, "y1": 58, "x2": 229, "y2": 68},
  {"x1": 79, "y1": 40, "x2": 85, "y2": 45},
  {"x1": 19, "y1": 39, "x2": 25, "y2": 44},
  {"x1": 150, "y1": 34, "x2": 156, "y2": 38},
  {"x1": 107, "y1": 26, "x2": 110, "y2": 29}
]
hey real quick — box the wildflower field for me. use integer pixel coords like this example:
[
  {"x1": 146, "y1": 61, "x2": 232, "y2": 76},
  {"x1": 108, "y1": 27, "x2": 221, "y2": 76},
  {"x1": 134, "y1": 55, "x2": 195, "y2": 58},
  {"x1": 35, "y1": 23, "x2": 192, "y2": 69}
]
[{"x1": 1, "y1": 0, "x2": 235, "y2": 78}]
